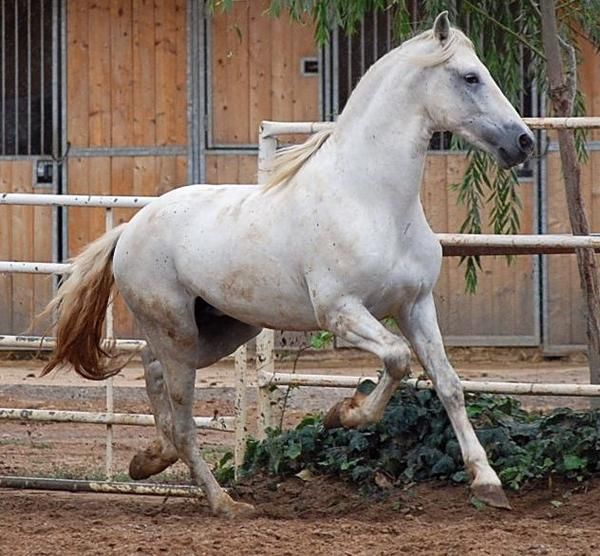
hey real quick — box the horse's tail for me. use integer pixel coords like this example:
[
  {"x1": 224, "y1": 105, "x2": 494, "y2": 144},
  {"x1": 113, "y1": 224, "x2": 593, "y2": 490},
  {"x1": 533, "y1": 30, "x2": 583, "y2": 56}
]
[{"x1": 40, "y1": 223, "x2": 127, "y2": 380}]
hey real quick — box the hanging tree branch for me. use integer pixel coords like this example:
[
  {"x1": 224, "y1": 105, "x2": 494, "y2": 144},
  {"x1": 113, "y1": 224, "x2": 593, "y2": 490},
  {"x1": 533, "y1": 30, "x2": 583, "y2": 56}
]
[{"x1": 540, "y1": 0, "x2": 600, "y2": 389}]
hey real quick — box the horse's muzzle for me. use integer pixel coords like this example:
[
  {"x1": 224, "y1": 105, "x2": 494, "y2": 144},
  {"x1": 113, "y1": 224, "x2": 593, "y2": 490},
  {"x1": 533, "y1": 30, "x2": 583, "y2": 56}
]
[{"x1": 493, "y1": 124, "x2": 535, "y2": 169}]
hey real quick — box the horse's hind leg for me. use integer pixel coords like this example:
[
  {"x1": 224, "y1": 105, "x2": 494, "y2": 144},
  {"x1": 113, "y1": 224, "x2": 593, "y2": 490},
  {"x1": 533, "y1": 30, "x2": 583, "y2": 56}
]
[
  {"x1": 129, "y1": 347, "x2": 178, "y2": 480},
  {"x1": 135, "y1": 296, "x2": 259, "y2": 517},
  {"x1": 145, "y1": 332, "x2": 256, "y2": 517}
]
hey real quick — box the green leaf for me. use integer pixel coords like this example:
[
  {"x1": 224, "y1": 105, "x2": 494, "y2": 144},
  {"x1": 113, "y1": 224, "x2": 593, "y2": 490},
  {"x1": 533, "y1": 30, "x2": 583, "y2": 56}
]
[
  {"x1": 310, "y1": 330, "x2": 334, "y2": 350},
  {"x1": 286, "y1": 441, "x2": 302, "y2": 460},
  {"x1": 563, "y1": 454, "x2": 587, "y2": 471}
]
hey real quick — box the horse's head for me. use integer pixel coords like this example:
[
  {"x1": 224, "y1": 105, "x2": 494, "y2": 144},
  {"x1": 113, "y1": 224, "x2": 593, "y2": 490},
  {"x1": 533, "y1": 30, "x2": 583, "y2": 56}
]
[{"x1": 417, "y1": 12, "x2": 534, "y2": 168}]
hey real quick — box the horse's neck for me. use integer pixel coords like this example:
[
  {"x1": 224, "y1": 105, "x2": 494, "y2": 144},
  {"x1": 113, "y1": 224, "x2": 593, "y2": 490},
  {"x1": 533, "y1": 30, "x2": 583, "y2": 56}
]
[{"x1": 325, "y1": 62, "x2": 432, "y2": 209}]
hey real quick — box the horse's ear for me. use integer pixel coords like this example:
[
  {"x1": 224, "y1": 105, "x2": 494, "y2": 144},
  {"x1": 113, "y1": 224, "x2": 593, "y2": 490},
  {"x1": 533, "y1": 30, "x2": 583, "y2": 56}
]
[{"x1": 433, "y1": 11, "x2": 450, "y2": 43}]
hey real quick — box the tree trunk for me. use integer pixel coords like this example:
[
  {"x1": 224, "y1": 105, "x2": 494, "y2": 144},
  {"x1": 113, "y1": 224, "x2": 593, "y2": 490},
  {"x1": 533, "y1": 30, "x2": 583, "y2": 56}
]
[{"x1": 540, "y1": 2, "x2": 600, "y2": 391}]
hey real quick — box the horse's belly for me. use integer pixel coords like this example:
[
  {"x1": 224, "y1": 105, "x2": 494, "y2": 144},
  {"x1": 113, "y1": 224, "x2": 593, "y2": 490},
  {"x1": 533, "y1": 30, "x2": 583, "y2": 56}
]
[{"x1": 181, "y1": 265, "x2": 319, "y2": 330}]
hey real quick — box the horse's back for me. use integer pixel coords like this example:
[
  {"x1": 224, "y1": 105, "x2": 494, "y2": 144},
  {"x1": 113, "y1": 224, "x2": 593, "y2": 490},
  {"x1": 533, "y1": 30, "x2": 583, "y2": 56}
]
[{"x1": 112, "y1": 184, "x2": 319, "y2": 329}]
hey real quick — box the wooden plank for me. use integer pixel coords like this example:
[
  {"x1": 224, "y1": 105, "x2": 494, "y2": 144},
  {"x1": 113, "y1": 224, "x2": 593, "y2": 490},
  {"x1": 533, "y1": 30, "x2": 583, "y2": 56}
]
[
  {"x1": 32, "y1": 176, "x2": 54, "y2": 335},
  {"x1": 111, "y1": 157, "x2": 135, "y2": 337},
  {"x1": 133, "y1": 155, "x2": 156, "y2": 199},
  {"x1": 211, "y1": 1, "x2": 250, "y2": 144},
  {"x1": 175, "y1": 156, "x2": 188, "y2": 185},
  {"x1": 444, "y1": 155, "x2": 470, "y2": 338},
  {"x1": 66, "y1": 0, "x2": 90, "y2": 147},
  {"x1": 291, "y1": 15, "x2": 319, "y2": 122},
  {"x1": 132, "y1": 0, "x2": 156, "y2": 146},
  {"x1": 237, "y1": 155, "x2": 257, "y2": 184},
  {"x1": 423, "y1": 155, "x2": 449, "y2": 332},
  {"x1": 271, "y1": 12, "x2": 294, "y2": 123},
  {"x1": 66, "y1": 157, "x2": 90, "y2": 257},
  {"x1": 155, "y1": 0, "x2": 178, "y2": 145},
  {"x1": 248, "y1": 1, "x2": 272, "y2": 143},
  {"x1": 111, "y1": 0, "x2": 134, "y2": 146},
  {"x1": 0, "y1": 163, "x2": 13, "y2": 332},
  {"x1": 156, "y1": 156, "x2": 179, "y2": 194},
  {"x1": 545, "y1": 152, "x2": 572, "y2": 346},
  {"x1": 87, "y1": 157, "x2": 112, "y2": 244},
  {"x1": 204, "y1": 154, "x2": 220, "y2": 183},
  {"x1": 88, "y1": 0, "x2": 112, "y2": 147},
  {"x1": 174, "y1": 0, "x2": 187, "y2": 145},
  {"x1": 10, "y1": 162, "x2": 34, "y2": 334}
]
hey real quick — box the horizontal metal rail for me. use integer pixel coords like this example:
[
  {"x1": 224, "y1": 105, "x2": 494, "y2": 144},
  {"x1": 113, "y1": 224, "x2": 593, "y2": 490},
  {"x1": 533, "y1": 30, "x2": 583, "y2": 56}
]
[
  {"x1": 0, "y1": 408, "x2": 234, "y2": 431},
  {"x1": 0, "y1": 476, "x2": 204, "y2": 498},
  {"x1": 0, "y1": 190, "x2": 239, "y2": 209},
  {"x1": 438, "y1": 233, "x2": 600, "y2": 256},
  {"x1": 0, "y1": 335, "x2": 145, "y2": 351},
  {"x1": 3, "y1": 234, "x2": 600, "y2": 279},
  {"x1": 257, "y1": 370, "x2": 600, "y2": 397},
  {"x1": 260, "y1": 117, "x2": 600, "y2": 138},
  {"x1": 0, "y1": 261, "x2": 71, "y2": 273},
  {"x1": 0, "y1": 192, "x2": 158, "y2": 208}
]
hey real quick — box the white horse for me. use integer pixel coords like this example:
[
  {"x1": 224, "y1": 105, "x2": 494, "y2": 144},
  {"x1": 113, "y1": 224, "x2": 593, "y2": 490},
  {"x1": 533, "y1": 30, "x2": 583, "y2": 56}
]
[{"x1": 42, "y1": 12, "x2": 534, "y2": 517}]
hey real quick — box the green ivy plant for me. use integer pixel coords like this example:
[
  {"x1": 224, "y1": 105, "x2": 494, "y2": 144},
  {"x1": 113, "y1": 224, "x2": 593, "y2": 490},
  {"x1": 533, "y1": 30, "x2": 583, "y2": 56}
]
[{"x1": 240, "y1": 385, "x2": 600, "y2": 491}]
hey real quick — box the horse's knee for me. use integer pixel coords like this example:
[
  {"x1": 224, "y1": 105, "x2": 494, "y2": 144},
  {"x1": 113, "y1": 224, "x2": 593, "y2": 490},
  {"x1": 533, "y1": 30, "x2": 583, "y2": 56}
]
[{"x1": 382, "y1": 342, "x2": 411, "y2": 379}]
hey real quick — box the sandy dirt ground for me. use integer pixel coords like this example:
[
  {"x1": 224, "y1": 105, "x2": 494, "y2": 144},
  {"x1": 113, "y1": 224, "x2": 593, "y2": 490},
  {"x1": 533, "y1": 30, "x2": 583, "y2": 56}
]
[{"x1": 1, "y1": 352, "x2": 599, "y2": 555}]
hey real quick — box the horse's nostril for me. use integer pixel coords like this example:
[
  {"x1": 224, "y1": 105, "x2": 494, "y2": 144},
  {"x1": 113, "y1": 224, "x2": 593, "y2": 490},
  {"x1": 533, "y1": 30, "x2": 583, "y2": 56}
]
[{"x1": 518, "y1": 133, "x2": 534, "y2": 153}]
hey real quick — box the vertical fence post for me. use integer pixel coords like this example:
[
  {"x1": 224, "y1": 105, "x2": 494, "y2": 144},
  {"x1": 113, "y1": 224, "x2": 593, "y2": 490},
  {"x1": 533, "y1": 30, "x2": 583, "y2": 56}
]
[
  {"x1": 104, "y1": 207, "x2": 114, "y2": 479},
  {"x1": 233, "y1": 343, "x2": 247, "y2": 478},
  {"x1": 255, "y1": 125, "x2": 278, "y2": 439}
]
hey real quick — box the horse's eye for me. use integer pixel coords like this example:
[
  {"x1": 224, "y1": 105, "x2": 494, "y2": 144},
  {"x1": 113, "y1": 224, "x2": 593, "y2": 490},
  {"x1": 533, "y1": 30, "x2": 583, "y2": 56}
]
[{"x1": 464, "y1": 73, "x2": 480, "y2": 84}]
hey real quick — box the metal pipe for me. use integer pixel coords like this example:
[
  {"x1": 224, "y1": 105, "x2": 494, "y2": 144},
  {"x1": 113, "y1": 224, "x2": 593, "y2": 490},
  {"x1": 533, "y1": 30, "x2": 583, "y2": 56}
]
[
  {"x1": 0, "y1": 334, "x2": 145, "y2": 351},
  {"x1": 105, "y1": 208, "x2": 115, "y2": 479},
  {"x1": 525, "y1": 117, "x2": 600, "y2": 129},
  {"x1": 0, "y1": 261, "x2": 71, "y2": 273},
  {"x1": 2, "y1": 234, "x2": 600, "y2": 275},
  {"x1": 14, "y1": 0, "x2": 18, "y2": 154},
  {"x1": 26, "y1": 0, "x2": 31, "y2": 155},
  {"x1": 258, "y1": 117, "x2": 600, "y2": 140},
  {"x1": 0, "y1": 476, "x2": 204, "y2": 498},
  {"x1": 234, "y1": 344, "x2": 247, "y2": 477},
  {"x1": 1, "y1": 0, "x2": 5, "y2": 153},
  {"x1": 0, "y1": 407, "x2": 235, "y2": 430},
  {"x1": 40, "y1": 0, "x2": 44, "y2": 154},
  {"x1": 0, "y1": 192, "x2": 158, "y2": 208},
  {"x1": 257, "y1": 370, "x2": 600, "y2": 397},
  {"x1": 438, "y1": 233, "x2": 600, "y2": 256}
]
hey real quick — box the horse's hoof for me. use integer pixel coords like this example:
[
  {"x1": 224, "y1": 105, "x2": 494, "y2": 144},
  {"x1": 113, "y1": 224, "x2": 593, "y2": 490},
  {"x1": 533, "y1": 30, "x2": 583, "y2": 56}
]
[
  {"x1": 129, "y1": 443, "x2": 177, "y2": 480},
  {"x1": 471, "y1": 483, "x2": 512, "y2": 510},
  {"x1": 214, "y1": 497, "x2": 257, "y2": 519}
]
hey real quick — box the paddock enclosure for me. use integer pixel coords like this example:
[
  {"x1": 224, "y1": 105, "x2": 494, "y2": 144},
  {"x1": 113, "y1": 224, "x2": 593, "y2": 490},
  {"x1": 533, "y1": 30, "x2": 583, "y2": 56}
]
[{"x1": 0, "y1": 0, "x2": 598, "y2": 353}]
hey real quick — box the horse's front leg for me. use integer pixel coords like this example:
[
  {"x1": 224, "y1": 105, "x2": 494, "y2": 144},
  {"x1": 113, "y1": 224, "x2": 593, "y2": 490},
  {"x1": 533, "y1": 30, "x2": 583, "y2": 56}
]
[
  {"x1": 396, "y1": 293, "x2": 510, "y2": 509},
  {"x1": 319, "y1": 299, "x2": 412, "y2": 428}
]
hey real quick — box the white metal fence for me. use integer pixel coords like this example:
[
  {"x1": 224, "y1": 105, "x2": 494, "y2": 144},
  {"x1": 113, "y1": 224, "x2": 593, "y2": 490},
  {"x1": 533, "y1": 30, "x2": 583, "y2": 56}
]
[{"x1": 1, "y1": 117, "x2": 600, "y2": 496}]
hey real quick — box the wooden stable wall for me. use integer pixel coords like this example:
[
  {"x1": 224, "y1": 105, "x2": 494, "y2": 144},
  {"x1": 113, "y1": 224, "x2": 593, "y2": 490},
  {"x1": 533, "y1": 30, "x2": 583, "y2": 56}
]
[
  {"x1": 206, "y1": 0, "x2": 319, "y2": 185},
  {"x1": 424, "y1": 157, "x2": 537, "y2": 344},
  {"x1": 1, "y1": 1, "x2": 598, "y2": 348},
  {"x1": 541, "y1": 36, "x2": 600, "y2": 351},
  {"x1": 65, "y1": 0, "x2": 188, "y2": 337},
  {"x1": 0, "y1": 162, "x2": 53, "y2": 335}
]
